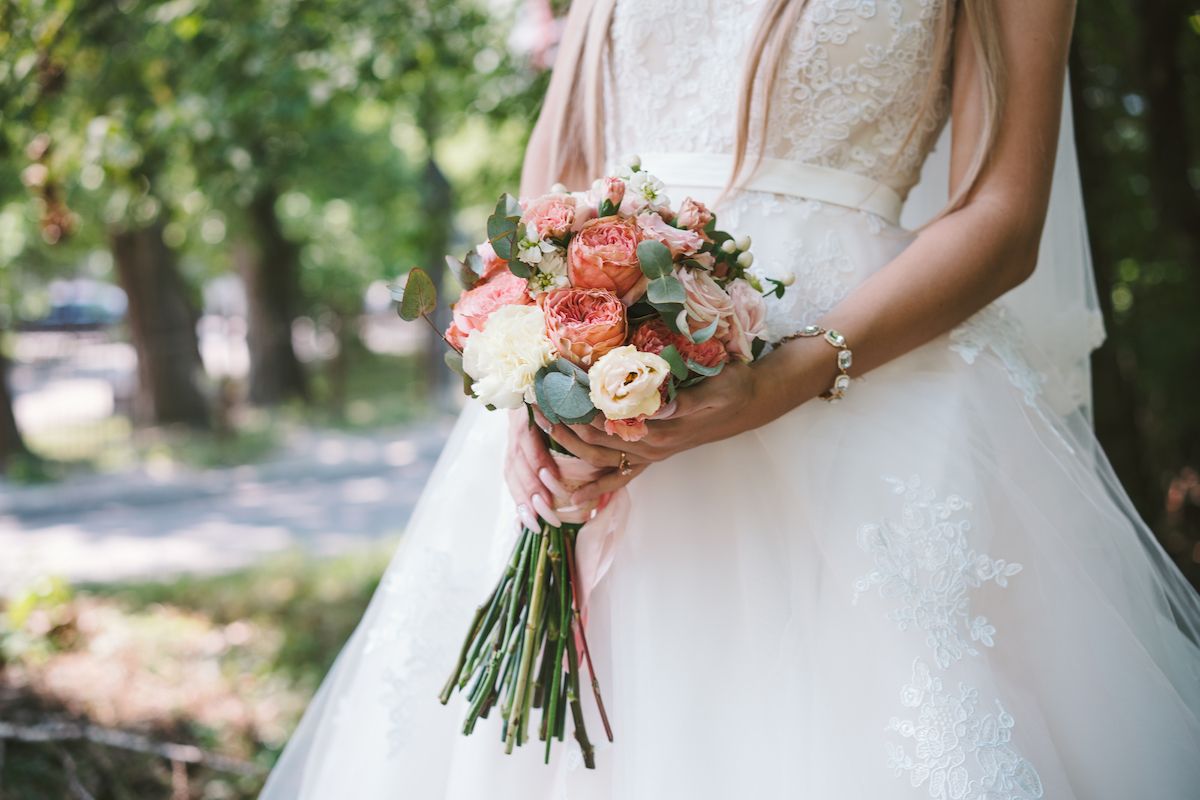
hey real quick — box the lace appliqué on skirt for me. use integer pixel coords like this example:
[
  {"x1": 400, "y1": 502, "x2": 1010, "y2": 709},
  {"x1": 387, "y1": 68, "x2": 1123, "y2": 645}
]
[{"x1": 887, "y1": 659, "x2": 1045, "y2": 800}]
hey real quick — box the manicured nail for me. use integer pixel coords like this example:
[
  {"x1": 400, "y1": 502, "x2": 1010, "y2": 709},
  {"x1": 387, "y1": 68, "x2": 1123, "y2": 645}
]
[
  {"x1": 531, "y1": 494, "x2": 562, "y2": 527},
  {"x1": 538, "y1": 468, "x2": 567, "y2": 497},
  {"x1": 516, "y1": 503, "x2": 539, "y2": 531}
]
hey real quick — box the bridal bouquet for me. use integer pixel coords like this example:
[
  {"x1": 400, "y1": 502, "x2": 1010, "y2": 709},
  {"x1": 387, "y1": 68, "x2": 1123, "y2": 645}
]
[{"x1": 393, "y1": 156, "x2": 788, "y2": 768}]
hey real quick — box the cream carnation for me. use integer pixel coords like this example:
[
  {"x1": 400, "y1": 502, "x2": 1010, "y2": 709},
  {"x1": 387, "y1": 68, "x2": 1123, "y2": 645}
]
[
  {"x1": 587, "y1": 345, "x2": 671, "y2": 421},
  {"x1": 462, "y1": 304, "x2": 555, "y2": 409}
]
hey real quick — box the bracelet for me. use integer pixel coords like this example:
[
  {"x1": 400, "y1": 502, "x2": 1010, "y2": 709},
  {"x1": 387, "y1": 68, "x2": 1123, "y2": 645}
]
[{"x1": 778, "y1": 324, "x2": 853, "y2": 402}]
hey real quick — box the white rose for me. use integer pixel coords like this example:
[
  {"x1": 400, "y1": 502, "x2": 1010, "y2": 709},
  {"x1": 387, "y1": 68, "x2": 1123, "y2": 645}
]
[
  {"x1": 587, "y1": 345, "x2": 671, "y2": 421},
  {"x1": 462, "y1": 305, "x2": 555, "y2": 409}
]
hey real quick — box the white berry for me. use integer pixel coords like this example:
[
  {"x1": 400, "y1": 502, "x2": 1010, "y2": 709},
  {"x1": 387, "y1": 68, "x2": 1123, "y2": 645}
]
[{"x1": 737, "y1": 251, "x2": 755, "y2": 268}]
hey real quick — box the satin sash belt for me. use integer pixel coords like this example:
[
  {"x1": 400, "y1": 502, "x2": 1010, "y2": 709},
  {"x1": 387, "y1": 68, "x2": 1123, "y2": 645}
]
[{"x1": 637, "y1": 152, "x2": 904, "y2": 226}]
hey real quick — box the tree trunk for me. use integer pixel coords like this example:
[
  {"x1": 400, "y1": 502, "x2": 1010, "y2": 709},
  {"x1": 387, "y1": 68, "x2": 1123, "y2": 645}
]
[
  {"x1": 241, "y1": 187, "x2": 308, "y2": 405},
  {"x1": 0, "y1": 345, "x2": 30, "y2": 469},
  {"x1": 421, "y1": 156, "x2": 453, "y2": 402},
  {"x1": 110, "y1": 223, "x2": 209, "y2": 427}
]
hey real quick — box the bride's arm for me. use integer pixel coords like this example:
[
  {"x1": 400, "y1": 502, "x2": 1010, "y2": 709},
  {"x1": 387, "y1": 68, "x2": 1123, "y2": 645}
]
[{"x1": 554, "y1": 0, "x2": 1078, "y2": 496}]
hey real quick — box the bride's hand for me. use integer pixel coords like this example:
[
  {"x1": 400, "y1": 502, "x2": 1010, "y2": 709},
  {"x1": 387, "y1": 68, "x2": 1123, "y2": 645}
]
[
  {"x1": 542, "y1": 361, "x2": 763, "y2": 503},
  {"x1": 505, "y1": 409, "x2": 567, "y2": 529}
]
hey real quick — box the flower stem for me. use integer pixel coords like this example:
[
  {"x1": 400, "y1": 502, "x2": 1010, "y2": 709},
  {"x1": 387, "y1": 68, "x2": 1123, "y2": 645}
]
[{"x1": 505, "y1": 525, "x2": 551, "y2": 754}]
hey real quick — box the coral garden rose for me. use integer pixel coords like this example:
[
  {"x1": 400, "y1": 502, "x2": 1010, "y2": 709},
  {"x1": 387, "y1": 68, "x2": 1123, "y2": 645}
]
[
  {"x1": 567, "y1": 216, "x2": 647, "y2": 303},
  {"x1": 462, "y1": 304, "x2": 555, "y2": 410},
  {"x1": 540, "y1": 288, "x2": 628, "y2": 368},
  {"x1": 724, "y1": 278, "x2": 768, "y2": 362},
  {"x1": 445, "y1": 269, "x2": 531, "y2": 351},
  {"x1": 677, "y1": 267, "x2": 735, "y2": 340},
  {"x1": 587, "y1": 345, "x2": 670, "y2": 423},
  {"x1": 631, "y1": 318, "x2": 727, "y2": 369},
  {"x1": 636, "y1": 213, "x2": 704, "y2": 259},
  {"x1": 675, "y1": 197, "x2": 714, "y2": 233},
  {"x1": 587, "y1": 176, "x2": 626, "y2": 211},
  {"x1": 521, "y1": 193, "x2": 577, "y2": 241}
]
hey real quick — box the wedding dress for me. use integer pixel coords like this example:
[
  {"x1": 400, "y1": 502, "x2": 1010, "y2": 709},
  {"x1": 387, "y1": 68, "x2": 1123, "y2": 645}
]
[{"x1": 261, "y1": 1, "x2": 1200, "y2": 797}]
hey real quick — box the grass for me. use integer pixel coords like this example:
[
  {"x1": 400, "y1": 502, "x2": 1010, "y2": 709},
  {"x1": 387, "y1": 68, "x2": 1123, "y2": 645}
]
[{"x1": 0, "y1": 547, "x2": 394, "y2": 800}]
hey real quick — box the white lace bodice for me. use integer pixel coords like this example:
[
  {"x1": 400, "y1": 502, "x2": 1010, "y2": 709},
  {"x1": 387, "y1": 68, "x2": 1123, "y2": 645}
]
[{"x1": 606, "y1": 0, "x2": 951, "y2": 200}]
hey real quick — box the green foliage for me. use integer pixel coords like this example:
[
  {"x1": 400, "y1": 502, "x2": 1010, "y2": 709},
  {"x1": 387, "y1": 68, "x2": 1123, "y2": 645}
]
[{"x1": 395, "y1": 267, "x2": 438, "y2": 321}]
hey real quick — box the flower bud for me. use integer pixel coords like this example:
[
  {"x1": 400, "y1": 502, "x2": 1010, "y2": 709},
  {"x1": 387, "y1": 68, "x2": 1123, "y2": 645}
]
[
  {"x1": 549, "y1": 182, "x2": 568, "y2": 194},
  {"x1": 737, "y1": 251, "x2": 755, "y2": 268},
  {"x1": 720, "y1": 239, "x2": 738, "y2": 254},
  {"x1": 622, "y1": 153, "x2": 642, "y2": 171},
  {"x1": 735, "y1": 235, "x2": 752, "y2": 251},
  {"x1": 780, "y1": 271, "x2": 796, "y2": 287}
]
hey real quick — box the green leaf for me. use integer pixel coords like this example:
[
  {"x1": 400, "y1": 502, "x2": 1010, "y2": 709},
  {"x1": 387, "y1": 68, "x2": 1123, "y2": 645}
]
[
  {"x1": 646, "y1": 273, "x2": 686, "y2": 306},
  {"x1": 688, "y1": 316, "x2": 719, "y2": 344},
  {"x1": 446, "y1": 255, "x2": 478, "y2": 291},
  {"x1": 445, "y1": 350, "x2": 473, "y2": 396},
  {"x1": 658, "y1": 345, "x2": 688, "y2": 380},
  {"x1": 487, "y1": 194, "x2": 522, "y2": 261},
  {"x1": 554, "y1": 357, "x2": 590, "y2": 387},
  {"x1": 506, "y1": 258, "x2": 531, "y2": 279},
  {"x1": 637, "y1": 240, "x2": 673, "y2": 279},
  {"x1": 541, "y1": 370, "x2": 595, "y2": 422},
  {"x1": 687, "y1": 359, "x2": 725, "y2": 378},
  {"x1": 660, "y1": 305, "x2": 687, "y2": 333},
  {"x1": 394, "y1": 268, "x2": 437, "y2": 321},
  {"x1": 751, "y1": 337, "x2": 767, "y2": 360},
  {"x1": 533, "y1": 369, "x2": 560, "y2": 425}
]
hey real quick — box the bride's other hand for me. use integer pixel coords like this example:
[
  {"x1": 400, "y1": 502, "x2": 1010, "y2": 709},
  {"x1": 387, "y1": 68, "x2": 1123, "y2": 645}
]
[{"x1": 506, "y1": 409, "x2": 565, "y2": 529}]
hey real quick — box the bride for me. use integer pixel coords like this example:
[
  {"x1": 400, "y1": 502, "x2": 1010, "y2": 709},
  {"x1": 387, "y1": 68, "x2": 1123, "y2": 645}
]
[{"x1": 262, "y1": 0, "x2": 1200, "y2": 797}]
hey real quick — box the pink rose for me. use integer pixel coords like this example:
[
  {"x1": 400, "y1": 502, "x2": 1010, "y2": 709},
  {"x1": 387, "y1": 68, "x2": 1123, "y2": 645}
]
[
  {"x1": 675, "y1": 197, "x2": 713, "y2": 232},
  {"x1": 678, "y1": 267, "x2": 735, "y2": 340},
  {"x1": 631, "y1": 318, "x2": 727, "y2": 369},
  {"x1": 567, "y1": 216, "x2": 647, "y2": 303},
  {"x1": 723, "y1": 278, "x2": 768, "y2": 362},
  {"x1": 521, "y1": 193, "x2": 577, "y2": 240},
  {"x1": 636, "y1": 213, "x2": 704, "y2": 259},
  {"x1": 540, "y1": 287, "x2": 628, "y2": 367},
  {"x1": 603, "y1": 416, "x2": 649, "y2": 442},
  {"x1": 475, "y1": 241, "x2": 510, "y2": 283},
  {"x1": 444, "y1": 270, "x2": 531, "y2": 350},
  {"x1": 600, "y1": 177, "x2": 626, "y2": 209}
]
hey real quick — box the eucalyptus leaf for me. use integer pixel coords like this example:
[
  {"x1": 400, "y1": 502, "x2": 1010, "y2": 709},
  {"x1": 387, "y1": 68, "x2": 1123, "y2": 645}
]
[
  {"x1": 396, "y1": 268, "x2": 437, "y2": 321},
  {"x1": 534, "y1": 369, "x2": 561, "y2": 426},
  {"x1": 446, "y1": 255, "x2": 478, "y2": 291},
  {"x1": 445, "y1": 350, "x2": 473, "y2": 396},
  {"x1": 658, "y1": 345, "x2": 688, "y2": 381},
  {"x1": 647, "y1": 273, "x2": 686, "y2": 306},
  {"x1": 687, "y1": 359, "x2": 725, "y2": 378},
  {"x1": 554, "y1": 357, "x2": 590, "y2": 387},
  {"x1": 541, "y1": 370, "x2": 595, "y2": 421},
  {"x1": 688, "y1": 316, "x2": 719, "y2": 344},
  {"x1": 637, "y1": 240, "x2": 673, "y2": 279}
]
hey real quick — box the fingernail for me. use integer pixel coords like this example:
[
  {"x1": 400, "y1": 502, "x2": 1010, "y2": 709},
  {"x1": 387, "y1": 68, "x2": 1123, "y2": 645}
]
[
  {"x1": 516, "y1": 503, "x2": 539, "y2": 531},
  {"x1": 538, "y1": 468, "x2": 567, "y2": 497},
  {"x1": 531, "y1": 494, "x2": 562, "y2": 527}
]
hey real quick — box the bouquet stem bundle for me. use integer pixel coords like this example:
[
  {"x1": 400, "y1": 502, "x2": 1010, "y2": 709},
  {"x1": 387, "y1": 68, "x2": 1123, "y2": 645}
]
[{"x1": 438, "y1": 500, "x2": 613, "y2": 768}]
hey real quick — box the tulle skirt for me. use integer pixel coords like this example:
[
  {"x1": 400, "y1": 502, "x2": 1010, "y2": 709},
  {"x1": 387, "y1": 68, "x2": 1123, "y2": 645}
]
[{"x1": 261, "y1": 192, "x2": 1200, "y2": 799}]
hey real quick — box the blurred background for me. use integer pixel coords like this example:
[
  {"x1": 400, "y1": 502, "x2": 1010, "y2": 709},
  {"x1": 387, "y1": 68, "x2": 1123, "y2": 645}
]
[{"x1": 0, "y1": 1, "x2": 1197, "y2": 797}]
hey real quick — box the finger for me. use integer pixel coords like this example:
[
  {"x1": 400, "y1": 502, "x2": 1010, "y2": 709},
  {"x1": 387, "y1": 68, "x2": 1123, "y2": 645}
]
[
  {"x1": 531, "y1": 493, "x2": 563, "y2": 527},
  {"x1": 515, "y1": 499, "x2": 540, "y2": 531},
  {"x1": 538, "y1": 467, "x2": 568, "y2": 498},
  {"x1": 517, "y1": 426, "x2": 558, "y2": 476},
  {"x1": 571, "y1": 464, "x2": 649, "y2": 503},
  {"x1": 568, "y1": 422, "x2": 611, "y2": 446},
  {"x1": 544, "y1": 421, "x2": 623, "y2": 468}
]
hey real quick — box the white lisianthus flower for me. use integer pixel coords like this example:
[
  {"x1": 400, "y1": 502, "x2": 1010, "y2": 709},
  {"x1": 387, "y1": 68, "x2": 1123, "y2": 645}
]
[
  {"x1": 517, "y1": 235, "x2": 557, "y2": 266},
  {"x1": 587, "y1": 345, "x2": 671, "y2": 421},
  {"x1": 527, "y1": 249, "x2": 570, "y2": 297},
  {"x1": 626, "y1": 170, "x2": 669, "y2": 211},
  {"x1": 463, "y1": 305, "x2": 555, "y2": 409}
]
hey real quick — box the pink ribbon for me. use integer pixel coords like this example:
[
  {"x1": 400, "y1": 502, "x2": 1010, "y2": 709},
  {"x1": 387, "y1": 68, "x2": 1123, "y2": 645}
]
[{"x1": 546, "y1": 451, "x2": 630, "y2": 629}]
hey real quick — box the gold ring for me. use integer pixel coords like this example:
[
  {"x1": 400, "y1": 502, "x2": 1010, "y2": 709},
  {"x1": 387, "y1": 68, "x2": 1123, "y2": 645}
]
[{"x1": 618, "y1": 452, "x2": 632, "y2": 476}]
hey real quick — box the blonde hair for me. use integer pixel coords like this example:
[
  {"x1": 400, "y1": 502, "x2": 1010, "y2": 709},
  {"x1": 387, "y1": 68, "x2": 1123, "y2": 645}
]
[{"x1": 536, "y1": 0, "x2": 1005, "y2": 223}]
